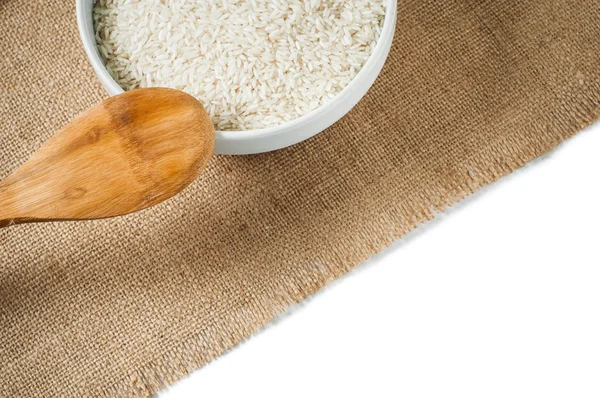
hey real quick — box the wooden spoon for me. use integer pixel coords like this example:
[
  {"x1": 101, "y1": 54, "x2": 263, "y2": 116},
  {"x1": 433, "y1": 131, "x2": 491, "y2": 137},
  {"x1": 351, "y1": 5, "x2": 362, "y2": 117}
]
[{"x1": 0, "y1": 88, "x2": 214, "y2": 228}]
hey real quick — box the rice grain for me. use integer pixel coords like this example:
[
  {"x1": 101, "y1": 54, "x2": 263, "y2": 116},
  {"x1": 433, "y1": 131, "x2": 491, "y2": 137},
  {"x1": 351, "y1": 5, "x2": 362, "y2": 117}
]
[{"x1": 94, "y1": 0, "x2": 385, "y2": 131}]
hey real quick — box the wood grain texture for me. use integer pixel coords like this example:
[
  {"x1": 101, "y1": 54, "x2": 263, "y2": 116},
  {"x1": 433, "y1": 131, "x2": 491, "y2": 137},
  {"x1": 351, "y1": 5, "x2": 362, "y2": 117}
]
[
  {"x1": 0, "y1": 88, "x2": 214, "y2": 227},
  {"x1": 1, "y1": 0, "x2": 599, "y2": 396}
]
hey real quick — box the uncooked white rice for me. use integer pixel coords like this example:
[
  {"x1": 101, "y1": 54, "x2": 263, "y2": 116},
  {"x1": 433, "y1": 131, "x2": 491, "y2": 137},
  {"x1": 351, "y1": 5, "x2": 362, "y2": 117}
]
[{"x1": 94, "y1": 0, "x2": 385, "y2": 131}]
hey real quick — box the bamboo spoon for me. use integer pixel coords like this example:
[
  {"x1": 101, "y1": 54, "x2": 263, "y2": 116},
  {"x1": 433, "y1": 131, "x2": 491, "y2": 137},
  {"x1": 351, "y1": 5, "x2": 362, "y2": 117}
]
[{"x1": 0, "y1": 88, "x2": 214, "y2": 228}]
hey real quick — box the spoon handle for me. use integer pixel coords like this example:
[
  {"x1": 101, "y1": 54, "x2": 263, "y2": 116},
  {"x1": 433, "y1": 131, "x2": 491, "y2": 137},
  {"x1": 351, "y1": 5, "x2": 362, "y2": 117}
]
[
  {"x1": 0, "y1": 186, "x2": 18, "y2": 228},
  {"x1": 0, "y1": 219, "x2": 14, "y2": 228},
  {"x1": 0, "y1": 213, "x2": 14, "y2": 228}
]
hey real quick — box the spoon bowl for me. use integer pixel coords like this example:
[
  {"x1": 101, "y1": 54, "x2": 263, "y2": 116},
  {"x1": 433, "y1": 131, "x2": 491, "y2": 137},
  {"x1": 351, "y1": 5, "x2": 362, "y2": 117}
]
[{"x1": 0, "y1": 88, "x2": 214, "y2": 227}]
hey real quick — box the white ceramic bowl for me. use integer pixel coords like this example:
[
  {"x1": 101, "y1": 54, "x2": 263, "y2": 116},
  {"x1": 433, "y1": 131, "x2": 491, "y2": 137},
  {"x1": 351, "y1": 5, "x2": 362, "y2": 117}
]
[{"x1": 77, "y1": 0, "x2": 397, "y2": 155}]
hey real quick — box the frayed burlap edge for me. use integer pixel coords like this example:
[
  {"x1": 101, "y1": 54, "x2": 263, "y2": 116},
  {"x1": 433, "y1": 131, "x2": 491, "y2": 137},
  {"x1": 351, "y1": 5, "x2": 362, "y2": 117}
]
[{"x1": 85, "y1": 75, "x2": 600, "y2": 398}]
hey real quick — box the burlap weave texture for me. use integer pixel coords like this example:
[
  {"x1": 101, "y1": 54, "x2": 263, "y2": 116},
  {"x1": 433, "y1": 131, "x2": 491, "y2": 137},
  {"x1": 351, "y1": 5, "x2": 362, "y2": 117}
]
[{"x1": 1, "y1": 0, "x2": 599, "y2": 396}]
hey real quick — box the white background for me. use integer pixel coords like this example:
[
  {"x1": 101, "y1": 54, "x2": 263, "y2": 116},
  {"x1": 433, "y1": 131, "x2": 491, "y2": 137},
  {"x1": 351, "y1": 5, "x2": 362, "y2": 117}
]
[{"x1": 159, "y1": 121, "x2": 600, "y2": 398}]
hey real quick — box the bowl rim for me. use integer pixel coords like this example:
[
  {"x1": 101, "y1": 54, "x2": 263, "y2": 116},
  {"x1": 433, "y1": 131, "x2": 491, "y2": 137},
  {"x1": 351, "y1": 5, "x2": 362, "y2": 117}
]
[{"x1": 77, "y1": 0, "x2": 397, "y2": 141}]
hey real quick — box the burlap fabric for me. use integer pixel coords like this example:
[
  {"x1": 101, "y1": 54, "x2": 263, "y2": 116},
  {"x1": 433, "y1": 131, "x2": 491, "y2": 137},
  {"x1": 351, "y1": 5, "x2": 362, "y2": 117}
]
[{"x1": 1, "y1": 0, "x2": 599, "y2": 396}]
